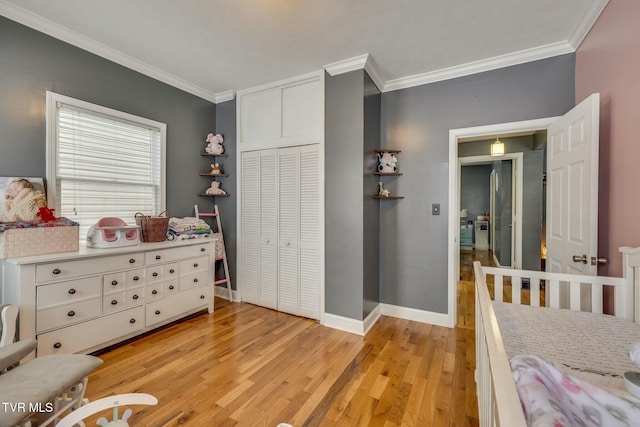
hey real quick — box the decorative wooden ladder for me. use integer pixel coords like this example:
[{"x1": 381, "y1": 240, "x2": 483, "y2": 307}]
[{"x1": 194, "y1": 204, "x2": 232, "y2": 301}]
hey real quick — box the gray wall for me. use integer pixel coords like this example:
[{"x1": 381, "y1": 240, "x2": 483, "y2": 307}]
[
  {"x1": 380, "y1": 55, "x2": 575, "y2": 313},
  {"x1": 212, "y1": 100, "x2": 237, "y2": 290},
  {"x1": 0, "y1": 16, "x2": 216, "y2": 221},
  {"x1": 363, "y1": 73, "x2": 381, "y2": 319},
  {"x1": 325, "y1": 70, "x2": 365, "y2": 319}
]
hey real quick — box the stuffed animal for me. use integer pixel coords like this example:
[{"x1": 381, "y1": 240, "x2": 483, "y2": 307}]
[
  {"x1": 205, "y1": 133, "x2": 224, "y2": 155},
  {"x1": 377, "y1": 152, "x2": 398, "y2": 173},
  {"x1": 210, "y1": 163, "x2": 222, "y2": 175},
  {"x1": 205, "y1": 181, "x2": 227, "y2": 196},
  {"x1": 377, "y1": 181, "x2": 391, "y2": 197}
]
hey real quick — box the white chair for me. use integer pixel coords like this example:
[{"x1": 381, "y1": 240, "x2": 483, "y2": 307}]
[
  {"x1": 0, "y1": 304, "x2": 18, "y2": 347},
  {"x1": 56, "y1": 393, "x2": 158, "y2": 427}
]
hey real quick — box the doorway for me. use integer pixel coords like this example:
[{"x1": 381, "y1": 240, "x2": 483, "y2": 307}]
[
  {"x1": 447, "y1": 117, "x2": 556, "y2": 327},
  {"x1": 459, "y1": 154, "x2": 522, "y2": 269}
]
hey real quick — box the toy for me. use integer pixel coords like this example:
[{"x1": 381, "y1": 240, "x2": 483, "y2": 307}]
[
  {"x1": 377, "y1": 152, "x2": 398, "y2": 173},
  {"x1": 205, "y1": 181, "x2": 227, "y2": 196},
  {"x1": 205, "y1": 133, "x2": 224, "y2": 155},
  {"x1": 377, "y1": 181, "x2": 391, "y2": 197},
  {"x1": 210, "y1": 163, "x2": 222, "y2": 175},
  {"x1": 37, "y1": 206, "x2": 57, "y2": 222}
]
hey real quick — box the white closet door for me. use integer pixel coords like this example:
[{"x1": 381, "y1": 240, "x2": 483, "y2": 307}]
[
  {"x1": 241, "y1": 151, "x2": 261, "y2": 305},
  {"x1": 298, "y1": 145, "x2": 321, "y2": 320},
  {"x1": 259, "y1": 150, "x2": 278, "y2": 309},
  {"x1": 278, "y1": 147, "x2": 300, "y2": 315}
]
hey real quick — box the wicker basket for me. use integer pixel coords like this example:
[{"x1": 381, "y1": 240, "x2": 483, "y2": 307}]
[{"x1": 135, "y1": 211, "x2": 169, "y2": 243}]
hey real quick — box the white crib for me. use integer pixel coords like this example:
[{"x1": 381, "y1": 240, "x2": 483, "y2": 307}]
[{"x1": 474, "y1": 246, "x2": 640, "y2": 427}]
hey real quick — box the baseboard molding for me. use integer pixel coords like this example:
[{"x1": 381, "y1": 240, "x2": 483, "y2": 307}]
[
  {"x1": 323, "y1": 313, "x2": 367, "y2": 336},
  {"x1": 323, "y1": 302, "x2": 450, "y2": 335},
  {"x1": 214, "y1": 286, "x2": 237, "y2": 302},
  {"x1": 379, "y1": 303, "x2": 450, "y2": 327}
]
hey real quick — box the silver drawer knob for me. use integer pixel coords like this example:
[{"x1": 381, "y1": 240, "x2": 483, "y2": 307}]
[{"x1": 52, "y1": 268, "x2": 61, "y2": 275}]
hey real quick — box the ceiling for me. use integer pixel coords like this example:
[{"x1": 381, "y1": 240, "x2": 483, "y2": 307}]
[{"x1": 0, "y1": 0, "x2": 608, "y2": 103}]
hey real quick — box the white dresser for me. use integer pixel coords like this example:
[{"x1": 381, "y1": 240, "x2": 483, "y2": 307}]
[{"x1": 0, "y1": 239, "x2": 215, "y2": 357}]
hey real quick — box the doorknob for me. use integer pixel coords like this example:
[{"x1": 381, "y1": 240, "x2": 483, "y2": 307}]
[
  {"x1": 572, "y1": 254, "x2": 588, "y2": 264},
  {"x1": 591, "y1": 256, "x2": 608, "y2": 265}
]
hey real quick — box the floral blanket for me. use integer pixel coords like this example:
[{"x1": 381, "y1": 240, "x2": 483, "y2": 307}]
[
  {"x1": 511, "y1": 355, "x2": 640, "y2": 427},
  {"x1": 0, "y1": 217, "x2": 78, "y2": 232}
]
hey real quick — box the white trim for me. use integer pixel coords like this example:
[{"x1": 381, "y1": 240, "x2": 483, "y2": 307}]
[
  {"x1": 448, "y1": 117, "x2": 558, "y2": 329},
  {"x1": 323, "y1": 54, "x2": 369, "y2": 76},
  {"x1": 214, "y1": 286, "x2": 238, "y2": 302},
  {"x1": 569, "y1": 0, "x2": 610, "y2": 49},
  {"x1": 363, "y1": 55, "x2": 385, "y2": 94},
  {"x1": 323, "y1": 313, "x2": 366, "y2": 336},
  {"x1": 383, "y1": 41, "x2": 573, "y2": 93},
  {"x1": 213, "y1": 90, "x2": 236, "y2": 104},
  {"x1": 0, "y1": 0, "x2": 220, "y2": 104},
  {"x1": 363, "y1": 304, "x2": 382, "y2": 335},
  {"x1": 380, "y1": 303, "x2": 450, "y2": 328}
]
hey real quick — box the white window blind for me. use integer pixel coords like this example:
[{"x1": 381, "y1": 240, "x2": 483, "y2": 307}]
[{"x1": 47, "y1": 92, "x2": 165, "y2": 242}]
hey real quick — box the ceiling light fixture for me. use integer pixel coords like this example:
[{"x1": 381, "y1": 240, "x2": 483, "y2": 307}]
[{"x1": 490, "y1": 137, "x2": 504, "y2": 156}]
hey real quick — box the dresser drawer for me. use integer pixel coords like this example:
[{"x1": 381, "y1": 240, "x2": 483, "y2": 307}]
[
  {"x1": 103, "y1": 272, "x2": 126, "y2": 293},
  {"x1": 36, "y1": 253, "x2": 144, "y2": 283},
  {"x1": 37, "y1": 297, "x2": 101, "y2": 333},
  {"x1": 145, "y1": 265, "x2": 164, "y2": 283},
  {"x1": 103, "y1": 291, "x2": 126, "y2": 314},
  {"x1": 179, "y1": 255, "x2": 209, "y2": 275},
  {"x1": 37, "y1": 306, "x2": 144, "y2": 356},
  {"x1": 145, "y1": 243, "x2": 212, "y2": 265},
  {"x1": 180, "y1": 270, "x2": 210, "y2": 291},
  {"x1": 163, "y1": 263, "x2": 179, "y2": 280},
  {"x1": 163, "y1": 279, "x2": 179, "y2": 296},
  {"x1": 125, "y1": 268, "x2": 146, "y2": 287},
  {"x1": 145, "y1": 286, "x2": 209, "y2": 327},
  {"x1": 126, "y1": 287, "x2": 144, "y2": 306},
  {"x1": 145, "y1": 282, "x2": 163, "y2": 302},
  {"x1": 37, "y1": 276, "x2": 101, "y2": 309}
]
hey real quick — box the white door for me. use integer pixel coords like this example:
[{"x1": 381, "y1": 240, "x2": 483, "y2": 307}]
[
  {"x1": 546, "y1": 93, "x2": 600, "y2": 276},
  {"x1": 260, "y1": 150, "x2": 278, "y2": 309},
  {"x1": 278, "y1": 147, "x2": 300, "y2": 316},
  {"x1": 240, "y1": 151, "x2": 261, "y2": 305}
]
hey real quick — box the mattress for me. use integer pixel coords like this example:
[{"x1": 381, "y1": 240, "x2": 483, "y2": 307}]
[{"x1": 493, "y1": 301, "x2": 640, "y2": 395}]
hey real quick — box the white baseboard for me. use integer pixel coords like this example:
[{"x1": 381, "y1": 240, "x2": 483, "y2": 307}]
[
  {"x1": 380, "y1": 303, "x2": 450, "y2": 327},
  {"x1": 323, "y1": 302, "x2": 450, "y2": 335},
  {"x1": 214, "y1": 286, "x2": 237, "y2": 301},
  {"x1": 323, "y1": 312, "x2": 367, "y2": 336}
]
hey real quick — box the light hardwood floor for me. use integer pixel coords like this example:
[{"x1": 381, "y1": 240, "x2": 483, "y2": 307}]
[{"x1": 83, "y1": 254, "x2": 487, "y2": 426}]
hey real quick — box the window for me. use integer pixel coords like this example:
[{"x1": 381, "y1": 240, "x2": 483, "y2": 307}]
[{"x1": 46, "y1": 92, "x2": 166, "y2": 242}]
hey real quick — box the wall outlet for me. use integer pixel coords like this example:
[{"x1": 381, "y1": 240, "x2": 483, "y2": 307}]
[{"x1": 432, "y1": 203, "x2": 440, "y2": 215}]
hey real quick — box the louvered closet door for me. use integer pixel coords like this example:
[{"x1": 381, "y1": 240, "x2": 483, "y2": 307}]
[
  {"x1": 298, "y1": 145, "x2": 321, "y2": 320},
  {"x1": 241, "y1": 151, "x2": 260, "y2": 305},
  {"x1": 278, "y1": 147, "x2": 300, "y2": 315},
  {"x1": 259, "y1": 150, "x2": 278, "y2": 309}
]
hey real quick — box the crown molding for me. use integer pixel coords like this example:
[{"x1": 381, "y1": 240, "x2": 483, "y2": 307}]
[
  {"x1": 0, "y1": 0, "x2": 221, "y2": 104},
  {"x1": 382, "y1": 41, "x2": 574, "y2": 93},
  {"x1": 213, "y1": 90, "x2": 236, "y2": 104},
  {"x1": 568, "y1": 0, "x2": 609, "y2": 49},
  {"x1": 323, "y1": 54, "x2": 369, "y2": 76},
  {"x1": 323, "y1": 54, "x2": 385, "y2": 92}
]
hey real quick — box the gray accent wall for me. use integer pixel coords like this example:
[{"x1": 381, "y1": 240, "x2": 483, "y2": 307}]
[
  {"x1": 0, "y1": 17, "x2": 216, "y2": 221},
  {"x1": 363, "y1": 73, "x2": 381, "y2": 319},
  {"x1": 212, "y1": 100, "x2": 237, "y2": 290},
  {"x1": 380, "y1": 55, "x2": 575, "y2": 313},
  {"x1": 325, "y1": 69, "x2": 382, "y2": 321},
  {"x1": 325, "y1": 70, "x2": 365, "y2": 319}
]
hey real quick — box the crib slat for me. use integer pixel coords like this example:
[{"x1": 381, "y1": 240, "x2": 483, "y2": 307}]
[
  {"x1": 549, "y1": 279, "x2": 560, "y2": 308},
  {"x1": 530, "y1": 279, "x2": 540, "y2": 307},
  {"x1": 494, "y1": 275, "x2": 503, "y2": 302},
  {"x1": 512, "y1": 276, "x2": 522, "y2": 305},
  {"x1": 591, "y1": 284, "x2": 603, "y2": 314},
  {"x1": 570, "y1": 281, "x2": 581, "y2": 311}
]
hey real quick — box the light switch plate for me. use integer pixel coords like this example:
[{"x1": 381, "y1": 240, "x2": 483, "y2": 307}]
[{"x1": 432, "y1": 204, "x2": 440, "y2": 215}]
